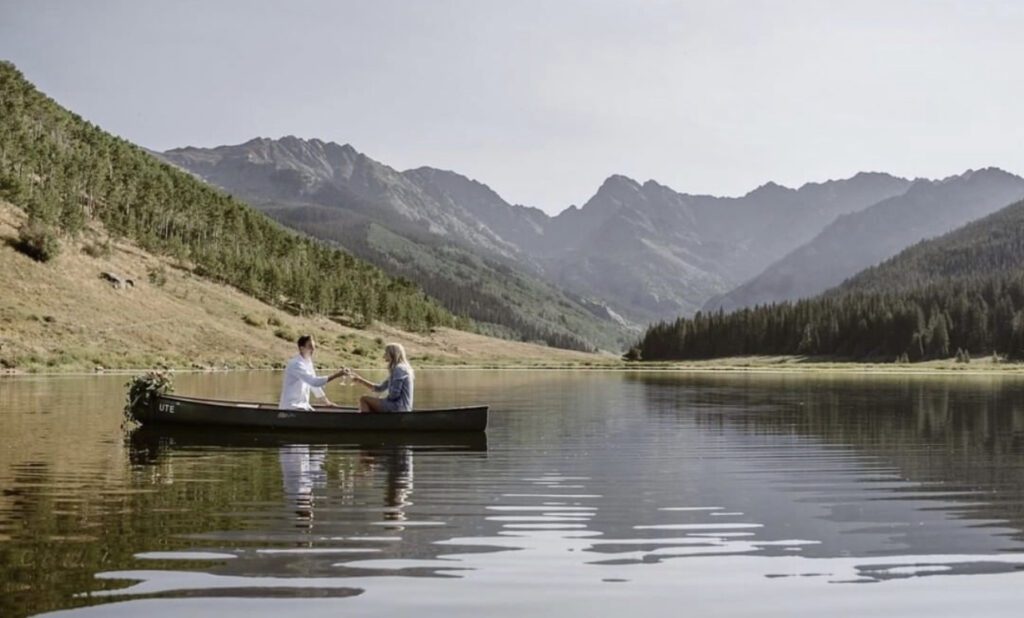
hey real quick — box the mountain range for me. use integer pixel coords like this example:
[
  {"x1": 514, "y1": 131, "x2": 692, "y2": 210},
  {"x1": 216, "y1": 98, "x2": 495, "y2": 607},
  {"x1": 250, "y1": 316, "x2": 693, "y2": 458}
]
[
  {"x1": 161, "y1": 137, "x2": 950, "y2": 348},
  {"x1": 705, "y1": 168, "x2": 1024, "y2": 312}
]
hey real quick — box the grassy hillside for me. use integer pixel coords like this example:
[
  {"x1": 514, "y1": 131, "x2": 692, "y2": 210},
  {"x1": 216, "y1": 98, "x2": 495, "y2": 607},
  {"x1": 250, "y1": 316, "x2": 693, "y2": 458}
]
[
  {"x1": 0, "y1": 200, "x2": 603, "y2": 372},
  {"x1": 0, "y1": 61, "x2": 454, "y2": 332}
]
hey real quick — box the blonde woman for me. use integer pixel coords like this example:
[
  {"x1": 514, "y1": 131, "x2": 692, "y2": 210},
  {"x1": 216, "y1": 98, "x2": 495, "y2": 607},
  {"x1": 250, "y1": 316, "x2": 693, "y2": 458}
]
[{"x1": 346, "y1": 343, "x2": 415, "y2": 413}]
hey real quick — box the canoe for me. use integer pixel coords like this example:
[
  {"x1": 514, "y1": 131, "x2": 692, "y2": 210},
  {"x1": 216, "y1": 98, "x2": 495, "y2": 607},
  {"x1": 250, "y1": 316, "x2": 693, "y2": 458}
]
[{"x1": 130, "y1": 394, "x2": 488, "y2": 433}]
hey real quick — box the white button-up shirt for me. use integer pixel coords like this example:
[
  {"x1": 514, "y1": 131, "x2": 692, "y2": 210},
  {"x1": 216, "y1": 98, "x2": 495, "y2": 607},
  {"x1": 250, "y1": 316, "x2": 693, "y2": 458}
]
[{"x1": 278, "y1": 354, "x2": 329, "y2": 411}]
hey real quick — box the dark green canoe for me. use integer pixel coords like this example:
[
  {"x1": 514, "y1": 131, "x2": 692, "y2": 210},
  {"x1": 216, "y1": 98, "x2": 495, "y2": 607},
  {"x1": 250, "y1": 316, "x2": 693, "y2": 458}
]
[{"x1": 131, "y1": 394, "x2": 488, "y2": 433}]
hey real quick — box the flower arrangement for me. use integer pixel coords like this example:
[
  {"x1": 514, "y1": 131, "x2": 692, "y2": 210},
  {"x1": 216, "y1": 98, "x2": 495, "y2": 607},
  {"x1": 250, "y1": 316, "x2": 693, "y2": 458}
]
[{"x1": 123, "y1": 371, "x2": 174, "y2": 426}]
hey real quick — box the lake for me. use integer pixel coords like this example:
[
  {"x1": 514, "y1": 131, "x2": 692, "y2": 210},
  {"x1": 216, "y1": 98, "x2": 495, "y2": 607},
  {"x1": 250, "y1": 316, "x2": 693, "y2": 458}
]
[{"x1": 4, "y1": 369, "x2": 1024, "y2": 616}]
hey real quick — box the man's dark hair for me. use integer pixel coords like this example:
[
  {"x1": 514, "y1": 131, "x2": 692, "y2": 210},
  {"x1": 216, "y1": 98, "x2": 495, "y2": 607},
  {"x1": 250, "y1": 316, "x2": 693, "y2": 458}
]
[{"x1": 297, "y1": 334, "x2": 314, "y2": 349}]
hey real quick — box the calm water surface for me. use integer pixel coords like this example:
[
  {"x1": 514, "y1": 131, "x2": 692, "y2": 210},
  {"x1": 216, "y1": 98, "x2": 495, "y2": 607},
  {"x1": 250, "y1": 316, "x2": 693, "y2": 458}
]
[{"x1": 4, "y1": 370, "x2": 1024, "y2": 616}]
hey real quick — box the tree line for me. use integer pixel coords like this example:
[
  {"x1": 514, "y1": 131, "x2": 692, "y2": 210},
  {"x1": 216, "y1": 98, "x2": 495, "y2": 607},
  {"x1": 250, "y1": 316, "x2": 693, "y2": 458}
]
[{"x1": 637, "y1": 274, "x2": 1024, "y2": 361}]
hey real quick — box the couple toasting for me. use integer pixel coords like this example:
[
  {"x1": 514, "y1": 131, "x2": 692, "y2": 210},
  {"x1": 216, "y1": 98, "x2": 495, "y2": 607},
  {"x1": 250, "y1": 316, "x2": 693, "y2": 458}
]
[{"x1": 279, "y1": 335, "x2": 414, "y2": 413}]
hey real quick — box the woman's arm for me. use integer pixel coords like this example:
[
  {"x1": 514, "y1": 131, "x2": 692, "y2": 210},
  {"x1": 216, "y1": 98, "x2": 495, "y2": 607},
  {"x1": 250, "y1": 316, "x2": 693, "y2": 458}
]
[{"x1": 346, "y1": 368, "x2": 387, "y2": 392}]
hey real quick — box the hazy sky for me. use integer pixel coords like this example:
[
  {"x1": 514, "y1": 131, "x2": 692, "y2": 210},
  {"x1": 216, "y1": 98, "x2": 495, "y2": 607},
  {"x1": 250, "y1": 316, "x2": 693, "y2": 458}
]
[{"x1": 2, "y1": 0, "x2": 1022, "y2": 213}]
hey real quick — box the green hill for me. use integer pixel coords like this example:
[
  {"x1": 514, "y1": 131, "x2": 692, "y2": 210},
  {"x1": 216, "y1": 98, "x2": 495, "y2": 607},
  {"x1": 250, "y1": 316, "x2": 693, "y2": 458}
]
[{"x1": 0, "y1": 61, "x2": 455, "y2": 333}]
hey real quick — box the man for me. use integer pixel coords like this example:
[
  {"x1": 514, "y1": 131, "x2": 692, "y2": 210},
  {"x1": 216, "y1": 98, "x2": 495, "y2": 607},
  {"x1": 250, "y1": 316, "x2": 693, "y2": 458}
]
[{"x1": 279, "y1": 334, "x2": 346, "y2": 411}]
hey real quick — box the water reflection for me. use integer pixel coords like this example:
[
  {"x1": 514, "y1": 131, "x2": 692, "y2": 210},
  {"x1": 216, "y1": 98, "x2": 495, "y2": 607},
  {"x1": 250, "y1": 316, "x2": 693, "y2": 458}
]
[
  {"x1": 115, "y1": 426, "x2": 487, "y2": 590},
  {"x1": 279, "y1": 445, "x2": 327, "y2": 526},
  {"x1": 7, "y1": 371, "x2": 1024, "y2": 617}
]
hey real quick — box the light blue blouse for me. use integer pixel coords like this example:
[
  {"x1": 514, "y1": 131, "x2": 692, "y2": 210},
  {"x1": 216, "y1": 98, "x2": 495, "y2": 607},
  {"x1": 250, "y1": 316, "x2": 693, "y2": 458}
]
[{"x1": 374, "y1": 363, "x2": 415, "y2": 412}]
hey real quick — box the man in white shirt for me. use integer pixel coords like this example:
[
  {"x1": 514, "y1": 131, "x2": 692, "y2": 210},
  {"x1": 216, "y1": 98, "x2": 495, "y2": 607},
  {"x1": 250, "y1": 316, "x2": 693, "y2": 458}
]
[{"x1": 278, "y1": 335, "x2": 346, "y2": 411}]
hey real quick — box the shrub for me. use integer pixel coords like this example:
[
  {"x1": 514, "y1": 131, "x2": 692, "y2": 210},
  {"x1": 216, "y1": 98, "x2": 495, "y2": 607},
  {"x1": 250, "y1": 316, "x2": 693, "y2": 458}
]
[
  {"x1": 622, "y1": 346, "x2": 643, "y2": 362},
  {"x1": 148, "y1": 265, "x2": 168, "y2": 287},
  {"x1": 274, "y1": 328, "x2": 295, "y2": 342},
  {"x1": 268, "y1": 315, "x2": 283, "y2": 327},
  {"x1": 82, "y1": 240, "x2": 112, "y2": 258},
  {"x1": 15, "y1": 220, "x2": 61, "y2": 262},
  {"x1": 242, "y1": 314, "x2": 264, "y2": 327}
]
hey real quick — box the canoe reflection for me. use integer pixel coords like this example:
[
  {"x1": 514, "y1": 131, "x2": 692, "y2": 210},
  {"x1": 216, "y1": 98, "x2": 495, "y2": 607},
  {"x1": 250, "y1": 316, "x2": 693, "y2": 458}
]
[
  {"x1": 127, "y1": 426, "x2": 488, "y2": 454},
  {"x1": 128, "y1": 426, "x2": 484, "y2": 529}
]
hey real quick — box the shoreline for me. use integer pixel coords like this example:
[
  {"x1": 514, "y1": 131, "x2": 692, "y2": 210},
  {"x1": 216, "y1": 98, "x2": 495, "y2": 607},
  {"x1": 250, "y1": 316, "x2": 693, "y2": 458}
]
[{"x1": 7, "y1": 356, "x2": 1024, "y2": 378}]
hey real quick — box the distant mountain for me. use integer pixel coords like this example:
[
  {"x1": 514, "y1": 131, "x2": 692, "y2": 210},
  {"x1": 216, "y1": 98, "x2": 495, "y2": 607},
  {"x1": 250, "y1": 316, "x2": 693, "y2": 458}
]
[
  {"x1": 705, "y1": 168, "x2": 1024, "y2": 312},
  {"x1": 541, "y1": 172, "x2": 911, "y2": 320},
  {"x1": 163, "y1": 137, "x2": 525, "y2": 259},
  {"x1": 686, "y1": 172, "x2": 914, "y2": 282},
  {"x1": 163, "y1": 137, "x2": 910, "y2": 327},
  {"x1": 541, "y1": 175, "x2": 730, "y2": 320},
  {"x1": 163, "y1": 138, "x2": 631, "y2": 351}
]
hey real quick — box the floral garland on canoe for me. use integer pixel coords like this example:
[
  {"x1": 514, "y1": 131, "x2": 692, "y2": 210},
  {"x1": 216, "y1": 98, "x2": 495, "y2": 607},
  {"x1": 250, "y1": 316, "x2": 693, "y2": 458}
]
[{"x1": 123, "y1": 371, "x2": 174, "y2": 428}]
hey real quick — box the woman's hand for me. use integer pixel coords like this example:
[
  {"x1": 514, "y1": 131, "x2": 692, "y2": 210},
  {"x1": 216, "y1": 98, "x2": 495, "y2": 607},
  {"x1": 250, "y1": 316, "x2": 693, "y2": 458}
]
[{"x1": 344, "y1": 368, "x2": 374, "y2": 390}]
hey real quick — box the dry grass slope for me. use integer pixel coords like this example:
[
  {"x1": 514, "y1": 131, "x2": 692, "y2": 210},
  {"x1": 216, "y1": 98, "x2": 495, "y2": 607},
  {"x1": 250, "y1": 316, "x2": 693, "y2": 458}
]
[{"x1": 0, "y1": 201, "x2": 605, "y2": 373}]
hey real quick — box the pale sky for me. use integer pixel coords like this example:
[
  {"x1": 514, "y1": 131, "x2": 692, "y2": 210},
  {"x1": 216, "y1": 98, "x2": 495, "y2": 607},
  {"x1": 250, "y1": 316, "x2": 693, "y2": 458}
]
[{"x1": 2, "y1": 0, "x2": 1022, "y2": 213}]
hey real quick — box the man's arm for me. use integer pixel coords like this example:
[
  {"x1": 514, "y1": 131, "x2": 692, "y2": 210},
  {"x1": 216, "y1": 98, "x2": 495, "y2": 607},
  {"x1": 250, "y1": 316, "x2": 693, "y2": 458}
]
[{"x1": 291, "y1": 361, "x2": 344, "y2": 389}]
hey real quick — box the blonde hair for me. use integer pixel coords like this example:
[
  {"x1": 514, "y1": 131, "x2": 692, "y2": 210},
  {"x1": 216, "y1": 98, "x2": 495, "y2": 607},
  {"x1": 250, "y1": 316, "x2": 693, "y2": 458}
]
[{"x1": 384, "y1": 342, "x2": 410, "y2": 370}]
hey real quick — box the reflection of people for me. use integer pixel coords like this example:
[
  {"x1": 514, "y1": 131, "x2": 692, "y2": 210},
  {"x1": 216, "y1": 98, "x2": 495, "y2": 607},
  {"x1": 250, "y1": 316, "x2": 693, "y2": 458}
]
[
  {"x1": 279, "y1": 335, "x2": 346, "y2": 411},
  {"x1": 347, "y1": 343, "x2": 415, "y2": 413},
  {"x1": 278, "y1": 445, "x2": 327, "y2": 524},
  {"x1": 383, "y1": 447, "x2": 414, "y2": 521}
]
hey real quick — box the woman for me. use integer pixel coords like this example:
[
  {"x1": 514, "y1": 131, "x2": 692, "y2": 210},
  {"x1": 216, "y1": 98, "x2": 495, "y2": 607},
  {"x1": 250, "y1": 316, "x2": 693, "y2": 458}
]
[{"x1": 347, "y1": 343, "x2": 415, "y2": 413}]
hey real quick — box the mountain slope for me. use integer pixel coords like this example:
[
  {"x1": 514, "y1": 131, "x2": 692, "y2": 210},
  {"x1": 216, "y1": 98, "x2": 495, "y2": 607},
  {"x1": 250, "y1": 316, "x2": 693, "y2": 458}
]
[
  {"x1": 838, "y1": 196, "x2": 1024, "y2": 294},
  {"x1": 705, "y1": 168, "x2": 1024, "y2": 312},
  {"x1": 262, "y1": 204, "x2": 630, "y2": 350}
]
